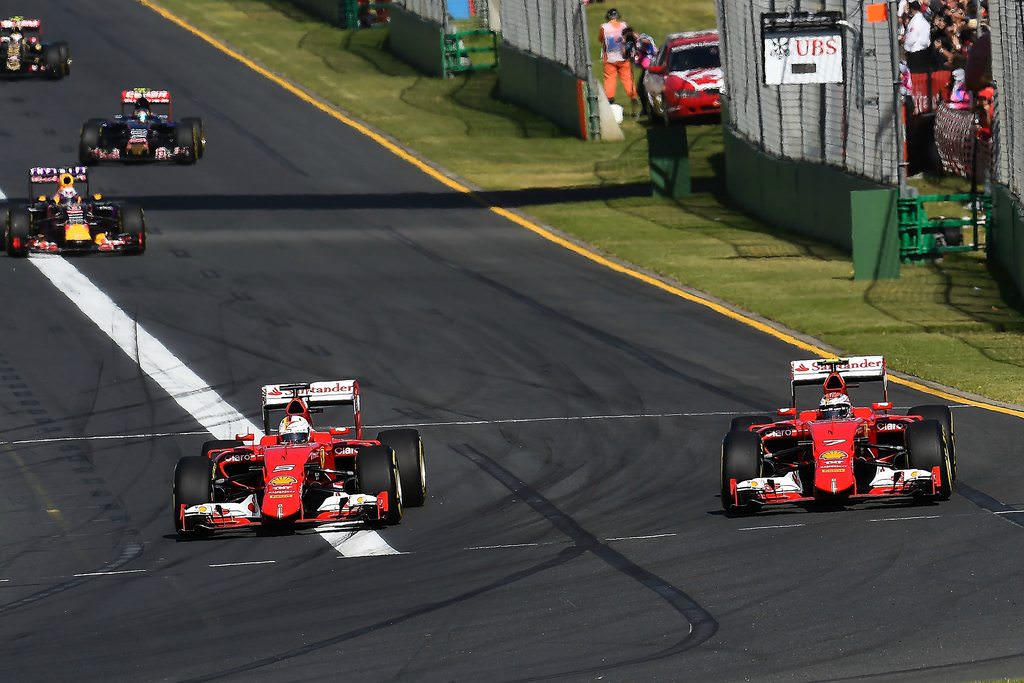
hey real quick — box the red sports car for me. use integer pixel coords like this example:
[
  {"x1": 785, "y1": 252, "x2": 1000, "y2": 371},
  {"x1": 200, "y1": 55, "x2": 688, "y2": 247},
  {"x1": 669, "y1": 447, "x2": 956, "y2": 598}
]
[
  {"x1": 643, "y1": 30, "x2": 722, "y2": 125},
  {"x1": 721, "y1": 357, "x2": 956, "y2": 514},
  {"x1": 173, "y1": 380, "x2": 427, "y2": 537}
]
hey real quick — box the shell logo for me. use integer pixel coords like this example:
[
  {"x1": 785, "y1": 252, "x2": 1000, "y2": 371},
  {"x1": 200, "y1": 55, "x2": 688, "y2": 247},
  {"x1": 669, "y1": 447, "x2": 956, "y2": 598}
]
[
  {"x1": 819, "y1": 450, "x2": 847, "y2": 461},
  {"x1": 268, "y1": 475, "x2": 297, "y2": 486}
]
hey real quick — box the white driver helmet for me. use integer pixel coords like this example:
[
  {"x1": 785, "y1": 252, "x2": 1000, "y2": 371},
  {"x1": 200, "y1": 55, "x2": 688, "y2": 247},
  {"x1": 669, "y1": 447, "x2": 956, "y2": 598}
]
[
  {"x1": 819, "y1": 392, "x2": 852, "y2": 420},
  {"x1": 58, "y1": 186, "x2": 78, "y2": 204},
  {"x1": 279, "y1": 415, "x2": 311, "y2": 444}
]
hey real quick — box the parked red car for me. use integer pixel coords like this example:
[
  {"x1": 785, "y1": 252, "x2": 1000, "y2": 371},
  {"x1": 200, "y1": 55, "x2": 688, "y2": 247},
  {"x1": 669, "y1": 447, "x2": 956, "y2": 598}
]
[{"x1": 643, "y1": 30, "x2": 722, "y2": 125}]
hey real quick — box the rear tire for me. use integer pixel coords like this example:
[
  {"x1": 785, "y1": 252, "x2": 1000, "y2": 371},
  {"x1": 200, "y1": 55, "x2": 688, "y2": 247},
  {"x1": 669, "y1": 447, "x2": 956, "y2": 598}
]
[
  {"x1": 6, "y1": 209, "x2": 31, "y2": 258},
  {"x1": 173, "y1": 456, "x2": 214, "y2": 537},
  {"x1": 906, "y1": 420, "x2": 952, "y2": 500},
  {"x1": 377, "y1": 429, "x2": 426, "y2": 507},
  {"x1": 721, "y1": 430, "x2": 762, "y2": 511},
  {"x1": 79, "y1": 120, "x2": 104, "y2": 165},
  {"x1": 729, "y1": 415, "x2": 773, "y2": 432},
  {"x1": 907, "y1": 404, "x2": 955, "y2": 479},
  {"x1": 119, "y1": 205, "x2": 146, "y2": 255},
  {"x1": 357, "y1": 445, "x2": 403, "y2": 524}
]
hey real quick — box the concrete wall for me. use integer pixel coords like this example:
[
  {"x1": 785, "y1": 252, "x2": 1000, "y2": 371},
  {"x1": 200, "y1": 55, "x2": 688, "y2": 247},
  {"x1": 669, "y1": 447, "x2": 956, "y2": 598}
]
[
  {"x1": 388, "y1": 6, "x2": 445, "y2": 78},
  {"x1": 497, "y1": 44, "x2": 588, "y2": 139},
  {"x1": 992, "y1": 184, "x2": 1024, "y2": 300},
  {"x1": 724, "y1": 126, "x2": 889, "y2": 252}
]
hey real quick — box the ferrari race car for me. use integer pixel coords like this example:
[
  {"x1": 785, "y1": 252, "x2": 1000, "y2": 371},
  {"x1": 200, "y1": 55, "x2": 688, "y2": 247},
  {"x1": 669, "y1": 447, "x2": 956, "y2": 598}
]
[
  {"x1": 3, "y1": 166, "x2": 145, "y2": 257},
  {"x1": 173, "y1": 380, "x2": 428, "y2": 537},
  {"x1": 1, "y1": 17, "x2": 70, "y2": 79},
  {"x1": 79, "y1": 88, "x2": 205, "y2": 164},
  {"x1": 721, "y1": 356, "x2": 956, "y2": 513}
]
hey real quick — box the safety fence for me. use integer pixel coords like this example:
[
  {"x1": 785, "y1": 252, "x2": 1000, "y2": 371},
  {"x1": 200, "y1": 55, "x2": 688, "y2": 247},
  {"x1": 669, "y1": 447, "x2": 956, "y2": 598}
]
[
  {"x1": 398, "y1": 0, "x2": 447, "y2": 27},
  {"x1": 716, "y1": 0, "x2": 896, "y2": 184},
  {"x1": 498, "y1": 0, "x2": 589, "y2": 79}
]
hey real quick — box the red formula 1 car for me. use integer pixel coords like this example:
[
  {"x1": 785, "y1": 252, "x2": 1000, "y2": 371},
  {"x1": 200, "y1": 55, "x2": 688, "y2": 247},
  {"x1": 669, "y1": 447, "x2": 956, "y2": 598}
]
[
  {"x1": 721, "y1": 356, "x2": 956, "y2": 514},
  {"x1": 172, "y1": 380, "x2": 427, "y2": 537}
]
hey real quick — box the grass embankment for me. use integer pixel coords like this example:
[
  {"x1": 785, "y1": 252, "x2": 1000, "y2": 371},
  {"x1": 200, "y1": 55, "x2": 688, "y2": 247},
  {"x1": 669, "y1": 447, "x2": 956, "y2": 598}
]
[{"x1": 152, "y1": 0, "x2": 1024, "y2": 405}]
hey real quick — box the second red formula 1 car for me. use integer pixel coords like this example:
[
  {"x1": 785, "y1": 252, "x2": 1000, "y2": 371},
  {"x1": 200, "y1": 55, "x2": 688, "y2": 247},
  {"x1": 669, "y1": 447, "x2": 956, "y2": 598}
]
[
  {"x1": 173, "y1": 380, "x2": 427, "y2": 537},
  {"x1": 721, "y1": 356, "x2": 956, "y2": 514}
]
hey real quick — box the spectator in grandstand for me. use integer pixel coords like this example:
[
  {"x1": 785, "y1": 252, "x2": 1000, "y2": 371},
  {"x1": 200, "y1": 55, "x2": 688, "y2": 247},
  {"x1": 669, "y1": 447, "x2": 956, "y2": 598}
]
[
  {"x1": 903, "y1": 2, "x2": 934, "y2": 72},
  {"x1": 964, "y1": 25, "x2": 991, "y2": 91},
  {"x1": 598, "y1": 8, "x2": 639, "y2": 114}
]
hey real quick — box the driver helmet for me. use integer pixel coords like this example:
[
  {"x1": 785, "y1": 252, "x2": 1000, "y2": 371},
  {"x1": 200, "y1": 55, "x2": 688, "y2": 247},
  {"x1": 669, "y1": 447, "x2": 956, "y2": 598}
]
[
  {"x1": 57, "y1": 186, "x2": 79, "y2": 205},
  {"x1": 134, "y1": 98, "x2": 152, "y2": 122},
  {"x1": 279, "y1": 415, "x2": 311, "y2": 444},
  {"x1": 819, "y1": 392, "x2": 852, "y2": 420}
]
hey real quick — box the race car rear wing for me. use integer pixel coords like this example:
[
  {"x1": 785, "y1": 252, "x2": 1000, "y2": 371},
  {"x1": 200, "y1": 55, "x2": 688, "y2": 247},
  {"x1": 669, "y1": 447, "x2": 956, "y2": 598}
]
[
  {"x1": 790, "y1": 356, "x2": 887, "y2": 406},
  {"x1": 122, "y1": 89, "x2": 172, "y2": 104},
  {"x1": 261, "y1": 380, "x2": 361, "y2": 436}
]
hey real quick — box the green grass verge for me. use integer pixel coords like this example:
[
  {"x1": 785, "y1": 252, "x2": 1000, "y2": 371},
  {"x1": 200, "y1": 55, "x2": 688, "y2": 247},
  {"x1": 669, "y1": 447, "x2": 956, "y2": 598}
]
[{"x1": 153, "y1": 0, "x2": 1024, "y2": 405}]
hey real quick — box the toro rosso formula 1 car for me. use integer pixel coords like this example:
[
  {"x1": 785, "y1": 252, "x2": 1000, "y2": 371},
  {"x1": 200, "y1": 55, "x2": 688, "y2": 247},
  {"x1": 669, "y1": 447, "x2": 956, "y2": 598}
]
[
  {"x1": 79, "y1": 89, "x2": 205, "y2": 165},
  {"x1": 4, "y1": 167, "x2": 145, "y2": 257},
  {"x1": 1, "y1": 17, "x2": 70, "y2": 79},
  {"x1": 721, "y1": 356, "x2": 956, "y2": 514},
  {"x1": 173, "y1": 380, "x2": 427, "y2": 537}
]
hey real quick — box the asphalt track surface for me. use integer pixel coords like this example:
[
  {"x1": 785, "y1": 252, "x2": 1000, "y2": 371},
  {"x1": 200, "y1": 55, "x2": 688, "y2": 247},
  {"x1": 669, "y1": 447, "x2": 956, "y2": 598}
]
[{"x1": 1, "y1": 1, "x2": 1023, "y2": 681}]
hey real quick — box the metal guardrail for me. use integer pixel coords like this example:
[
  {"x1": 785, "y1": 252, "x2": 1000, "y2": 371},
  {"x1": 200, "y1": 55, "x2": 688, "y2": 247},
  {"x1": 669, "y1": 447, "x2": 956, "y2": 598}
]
[
  {"x1": 443, "y1": 28, "x2": 498, "y2": 75},
  {"x1": 898, "y1": 193, "x2": 991, "y2": 262}
]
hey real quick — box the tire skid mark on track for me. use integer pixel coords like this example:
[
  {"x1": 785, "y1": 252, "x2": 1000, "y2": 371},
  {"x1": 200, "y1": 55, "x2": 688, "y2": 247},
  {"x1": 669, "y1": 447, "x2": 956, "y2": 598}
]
[
  {"x1": 451, "y1": 443, "x2": 719, "y2": 676},
  {"x1": 22, "y1": 255, "x2": 398, "y2": 558}
]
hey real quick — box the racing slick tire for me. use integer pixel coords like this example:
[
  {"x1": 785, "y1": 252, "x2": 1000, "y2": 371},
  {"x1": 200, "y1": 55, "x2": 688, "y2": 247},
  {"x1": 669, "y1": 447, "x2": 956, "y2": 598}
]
[
  {"x1": 173, "y1": 456, "x2": 215, "y2": 537},
  {"x1": 79, "y1": 120, "x2": 104, "y2": 165},
  {"x1": 200, "y1": 439, "x2": 244, "y2": 459},
  {"x1": 5, "y1": 209, "x2": 32, "y2": 258},
  {"x1": 729, "y1": 415, "x2": 773, "y2": 433},
  {"x1": 357, "y1": 445, "x2": 403, "y2": 525},
  {"x1": 174, "y1": 121, "x2": 200, "y2": 164},
  {"x1": 376, "y1": 429, "x2": 426, "y2": 507},
  {"x1": 180, "y1": 117, "x2": 205, "y2": 159},
  {"x1": 119, "y1": 205, "x2": 146, "y2": 255},
  {"x1": 905, "y1": 420, "x2": 953, "y2": 500},
  {"x1": 43, "y1": 43, "x2": 65, "y2": 79},
  {"x1": 721, "y1": 430, "x2": 762, "y2": 512},
  {"x1": 907, "y1": 404, "x2": 956, "y2": 479},
  {"x1": 57, "y1": 42, "x2": 71, "y2": 76}
]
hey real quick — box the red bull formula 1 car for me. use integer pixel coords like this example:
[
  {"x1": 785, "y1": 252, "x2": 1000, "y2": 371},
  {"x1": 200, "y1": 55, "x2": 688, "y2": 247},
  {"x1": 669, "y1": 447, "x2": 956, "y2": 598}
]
[
  {"x1": 172, "y1": 380, "x2": 427, "y2": 537},
  {"x1": 3, "y1": 166, "x2": 145, "y2": 257},
  {"x1": 79, "y1": 89, "x2": 205, "y2": 164},
  {"x1": 721, "y1": 356, "x2": 956, "y2": 514},
  {"x1": 1, "y1": 17, "x2": 70, "y2": 79}
]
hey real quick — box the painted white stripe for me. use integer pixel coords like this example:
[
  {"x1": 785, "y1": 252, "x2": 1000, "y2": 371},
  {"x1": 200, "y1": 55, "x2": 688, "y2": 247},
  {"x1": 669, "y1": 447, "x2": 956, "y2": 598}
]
[
  {"x1": 323, "y1": 529, "x2": 402, "y2": 556},
  {"x1": 993, "y1": 510, "x2": 1024, "y2": 515},
  {"x1": 464, "y1": 542, "x2": 541, "y2": 550},
  {"x1": 868, "y1": 515, "x2": 942, "y2": 523},
  {"x1": 72, "y1": 569, "x2": 147, "y2": 577},
  {"x1": 0, "y1": 579, "x2": 10, "y2": 583},
  {"x1": 5, "y1": 431, "x2": 209, "y2": 446},
  {"x1": 26, "y1": 255, "x2": 398, "y2": 559},
  {"x1": 209, "y1": 560, "x2": 276, "y2": 568},
  {"x1": 604, "y1": 533, "x2": 677, "y2": 541},
  {"x1": 737, "y1": 523, "x2": 806, "y2": 531},
  {"x1": 0, "y1": 187, "x2": 6, "y2": 201}
]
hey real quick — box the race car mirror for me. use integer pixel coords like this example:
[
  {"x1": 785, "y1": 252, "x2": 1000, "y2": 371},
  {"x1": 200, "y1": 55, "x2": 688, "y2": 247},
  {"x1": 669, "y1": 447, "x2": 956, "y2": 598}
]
[
  {"x1": 872, "y1": 402, "x2": 893, "y2": 412},
  {"x1": 93, "y1": 193, "x2": 103, "y2": 200},
  {"x1": 235, "y1": 433, "x2": 254, "y2": 442},
  {"x1": 777, "y1": 407, "x2": 797, "y2": 416},
  {"x1": 37, "y1": 195, "x2": 46, "y2": 202}
]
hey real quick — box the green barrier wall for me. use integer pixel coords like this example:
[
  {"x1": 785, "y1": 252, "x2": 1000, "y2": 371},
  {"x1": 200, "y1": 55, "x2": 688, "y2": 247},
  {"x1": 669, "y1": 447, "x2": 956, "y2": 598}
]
[
  {"x1": 991, "y1": 184, "x2": 1024, "y2": 299},
  {"x1": 388, "y1": 6, "x2": 445, "y2": 78},
  {"x1": 724, "y1": 126, "x2": 890, "y2": 252},
  {"x1": 283, "y1": 0, "x2": 343, "y2": 24},
  {"x1": 850, "y1": 189, "x2": 900, "y2": 280},
  {"x1": 497, "y1": 45, "x2": 587, "y2": 139}
]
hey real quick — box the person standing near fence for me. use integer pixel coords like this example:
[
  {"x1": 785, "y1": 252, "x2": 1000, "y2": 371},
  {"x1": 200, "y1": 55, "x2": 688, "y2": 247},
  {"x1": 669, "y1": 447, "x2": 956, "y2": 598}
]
[
  {"x1": 627, "y1": 30, "x2": 657, "y2": 119},
  {"x1": 903, "y1": 1, "x2": 934, "y2": 72},
  {"x1": 599, "y1": 9, "x2": 638, "y2": 114}
]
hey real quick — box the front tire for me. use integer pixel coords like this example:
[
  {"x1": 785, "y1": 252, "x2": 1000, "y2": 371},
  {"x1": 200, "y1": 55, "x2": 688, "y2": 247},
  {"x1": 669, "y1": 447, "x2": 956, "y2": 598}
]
[
  {"x1": 357, "y1": 445, "x2": 403, "y2": 524},
  {"x1": 729, "y1": 415, "x2": 773, "y2": 432},
  {"x1": 119, "y1": 205, "x2": 146, "y2": 255},
  {"x1": 377, "y1": 429, "x2": 426, "y2": 507},
  {"x1": 173, "y1": 456, "x2": 214, "y2": 537},
  {"x1": 174, "y1": 121, "x2": 199, "y2": 164},
  {"x1": 907, "y1": 404, "x2": 955, "y2": 479},
  {"x1": 721, "y1": 430, "x2": 762, "y2": 511},
  {"x1": 79, "y1": 120, "x2": 104, "y2": 165},
  {"x1": 906, "y1": 420, "x2": 953, "y2": 500},
  {"x1": 180, "y1": 117, "x2": 205, "y2": 158},
  {"x1": 200, "y1": 439, "x2": 243, "y2": 459},
  {"x1": 6, "y1": 209, "x2": 32, "y2": 258},
  {"x1": 56, "y1": 42, "x2": 71, "y2": 76},
  {"x1": 43, "y1": 44, "x2": 64, "y2": 79}
]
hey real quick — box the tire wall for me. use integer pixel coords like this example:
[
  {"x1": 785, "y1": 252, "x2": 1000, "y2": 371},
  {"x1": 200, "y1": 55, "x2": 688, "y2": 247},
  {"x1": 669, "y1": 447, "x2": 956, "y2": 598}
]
[
  {"x1": 388, "y1": 6, "x2": 445, "y2": 78},
  {"x1": 992, "y1": 183, "x2": 1024, "y2": 299},
  {"x1": 497, "y1": 44, "x2": 588, "y2": 139},
  {"x1": 724, "y1": 125, "x2": 890, "y2": 252}
]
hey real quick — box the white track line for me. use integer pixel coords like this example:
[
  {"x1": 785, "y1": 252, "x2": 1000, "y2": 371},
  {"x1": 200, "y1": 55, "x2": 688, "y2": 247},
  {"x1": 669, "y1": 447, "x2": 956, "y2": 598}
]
[
  {"x1": 464, "y1": 542, "x2": 542, "y2": 550},
  {"x1": 26, "y1": 254, "x2": 398, "y2": 558},
  {"x1": 737, "y1": 523, "x2": 806, "y2": 531},
  {"x1": 605, "y1": 533, "x2": 677, "y2": 541},
  {"x1": 4, "y1": 431, "x2": 209, "y2": 446},
  {"x1": 868, "y1": 515, "x2": 942, "y2": 523},
  {"x1": 993, "y1": 510, "x2": 1024, "y2": 515},
  {"x1": 209, "y1": 560, "x2": 276, "y2": 568},
  {"x1": 72, "y1": 569, "x2": 147, "y2": 577}
]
